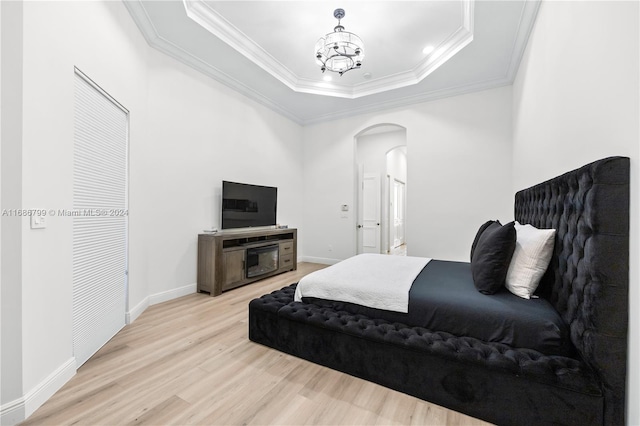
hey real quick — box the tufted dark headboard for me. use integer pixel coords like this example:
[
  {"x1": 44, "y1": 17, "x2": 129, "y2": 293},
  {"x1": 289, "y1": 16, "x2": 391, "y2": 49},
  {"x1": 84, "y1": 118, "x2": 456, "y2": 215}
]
[{"x1": 514, "y1": 156, "x2": 629, "y2": 425}]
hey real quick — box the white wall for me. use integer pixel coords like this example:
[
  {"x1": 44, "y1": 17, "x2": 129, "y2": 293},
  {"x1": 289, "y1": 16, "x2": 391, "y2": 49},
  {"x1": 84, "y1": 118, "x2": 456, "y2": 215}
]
[
  {"x1": 0, "y1": 1, "x2": 25, "y2": 423},
  {"x1": 3, "y1": 1, "x2": 304, "y2": 422},
  {"x1": 302, "y1": 86, "x2": 513, "y2": 263},
  {"x1": 135, "y1": 46, "x2": 304, "y2": 308},
  {"x1": 386, "y1": 147, "x2": 407, "y2": 185},
  {"x1": 357, "y1": 129, "x2": 406, "y2": 175},
  {"x1": 20, "y1": 2, "x2": 148, "y2": 406},
  {"x1": 512, "y1": 1, "x2": 639, "y2": 424}
]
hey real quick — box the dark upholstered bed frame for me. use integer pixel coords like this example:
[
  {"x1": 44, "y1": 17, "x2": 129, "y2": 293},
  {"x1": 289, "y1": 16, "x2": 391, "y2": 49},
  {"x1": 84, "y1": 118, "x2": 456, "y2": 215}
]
[{"x1": 249, "y1": 157, "x2": 629, "y2": 426}]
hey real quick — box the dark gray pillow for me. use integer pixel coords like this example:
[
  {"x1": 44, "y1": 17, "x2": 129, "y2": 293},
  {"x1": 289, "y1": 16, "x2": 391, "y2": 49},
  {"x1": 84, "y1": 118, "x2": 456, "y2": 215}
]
[
  {"x1": 471, "y1": 221, "x2": 517, "y2": 295},
  {"x1": 470, "y1": 220, "x2": 499, "y2": 262}
]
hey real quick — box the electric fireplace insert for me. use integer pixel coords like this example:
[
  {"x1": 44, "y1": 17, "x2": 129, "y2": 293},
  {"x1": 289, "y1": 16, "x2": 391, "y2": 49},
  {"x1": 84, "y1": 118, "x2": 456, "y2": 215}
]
[{"x1": 246, "y1": 245, "x2": 279, "y2": 278}]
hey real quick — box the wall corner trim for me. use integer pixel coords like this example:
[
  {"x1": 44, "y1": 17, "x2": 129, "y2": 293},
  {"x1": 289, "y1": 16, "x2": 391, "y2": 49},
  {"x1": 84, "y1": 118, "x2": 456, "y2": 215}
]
[
  {"x1": 1, "y1": 357, "x2": 76, "y2": 425},
  {"x1": 127, "y1": 283, "x2": 197, "y2": 325},
  {"x1": 127, "y1": 296, "x2": 150, "y2": 325}
]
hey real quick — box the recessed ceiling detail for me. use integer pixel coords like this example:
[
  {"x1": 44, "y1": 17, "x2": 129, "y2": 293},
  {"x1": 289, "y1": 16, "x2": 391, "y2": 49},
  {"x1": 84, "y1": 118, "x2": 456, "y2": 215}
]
[
  {"x1": 183, "y1": 0, "x2": 474, "y2": 99},
  {"x1": 124, "y1": 1, "x2": 540, "y2": 125}
]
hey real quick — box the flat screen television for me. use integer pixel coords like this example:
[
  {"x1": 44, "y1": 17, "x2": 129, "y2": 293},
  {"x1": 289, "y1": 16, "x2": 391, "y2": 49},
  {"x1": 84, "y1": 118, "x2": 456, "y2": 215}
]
[{"x1": 221, "y1": 181, "x2": 277, "y2": 230}]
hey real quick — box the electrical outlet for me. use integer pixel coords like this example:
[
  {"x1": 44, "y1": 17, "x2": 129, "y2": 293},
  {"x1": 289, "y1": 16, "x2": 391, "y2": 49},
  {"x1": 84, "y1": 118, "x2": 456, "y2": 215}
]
[{"x1": 30, "y1": 215, "x2": 46, "y2": 229}]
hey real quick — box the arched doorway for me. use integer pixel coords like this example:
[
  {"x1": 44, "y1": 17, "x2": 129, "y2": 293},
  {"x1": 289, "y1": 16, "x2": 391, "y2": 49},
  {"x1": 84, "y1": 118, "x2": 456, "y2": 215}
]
[{"x1": 355, "y1": 124, "x2": 407, "y2": 255}]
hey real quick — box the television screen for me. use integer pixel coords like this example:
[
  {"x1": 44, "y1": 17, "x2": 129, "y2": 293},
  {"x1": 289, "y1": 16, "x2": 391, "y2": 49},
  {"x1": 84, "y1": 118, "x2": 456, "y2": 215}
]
[{"x1": 221, "y1": 181, "x2": 277, "y2": 229}]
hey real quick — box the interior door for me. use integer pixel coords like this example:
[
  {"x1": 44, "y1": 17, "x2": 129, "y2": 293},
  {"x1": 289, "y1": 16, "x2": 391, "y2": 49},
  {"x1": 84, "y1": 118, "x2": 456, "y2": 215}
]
[
  {"x1": 72, "y1": 68, "x2": 128, "y2": 367},
  {"x1": 359, "y1": 173, "x2": 381, "y2": 253}
]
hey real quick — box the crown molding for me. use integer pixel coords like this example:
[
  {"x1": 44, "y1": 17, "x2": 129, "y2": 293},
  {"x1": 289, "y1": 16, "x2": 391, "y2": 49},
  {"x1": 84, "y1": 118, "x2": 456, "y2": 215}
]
[
  {"x1": 182, "y1": 0, "x2": 300, "y2": 91},
  {"x1": 182, "y1": 0, "x2": 474, "y2": 99},
  {"x1": 408, "y1": 1, "x2": 474, "y2": 86},
  {"x1": 300, "y1": 76, "x2": 513, "y2": 126},
  {"x1": 505, "y1": 0, "x2": 541, "y2": 81},
  {"x1": 123, "y1": 0, "x2": 540, "y2": 126},
  {"x1": 122, "y1": 0, "x2": 305, "y2": 125}
]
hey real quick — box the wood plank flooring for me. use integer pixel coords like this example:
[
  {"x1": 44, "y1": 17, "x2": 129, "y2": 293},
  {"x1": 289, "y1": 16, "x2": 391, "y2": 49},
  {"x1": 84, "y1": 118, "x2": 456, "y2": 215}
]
[{"x1": 21, "y1": 263, "x2": 491, "y2": 426}]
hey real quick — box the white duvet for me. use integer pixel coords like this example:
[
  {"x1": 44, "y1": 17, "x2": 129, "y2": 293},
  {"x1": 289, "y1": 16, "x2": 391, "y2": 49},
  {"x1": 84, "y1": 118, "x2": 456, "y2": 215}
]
[{"x1": 294, "y1": 253, "x2": 431, "y2": 313}]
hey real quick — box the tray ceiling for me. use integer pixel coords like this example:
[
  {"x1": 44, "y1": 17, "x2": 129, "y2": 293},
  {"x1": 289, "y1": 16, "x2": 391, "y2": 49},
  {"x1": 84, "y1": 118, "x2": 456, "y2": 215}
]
[{"x1": 124, "y1": 0, "x2": 540, "y2": 125}]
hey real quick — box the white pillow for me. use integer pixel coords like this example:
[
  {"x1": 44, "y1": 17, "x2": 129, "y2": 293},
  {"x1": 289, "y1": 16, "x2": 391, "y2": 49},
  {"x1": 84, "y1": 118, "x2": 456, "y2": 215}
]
[{"x1": 505, "y1": 222, "x2": 556, "y2": 299}]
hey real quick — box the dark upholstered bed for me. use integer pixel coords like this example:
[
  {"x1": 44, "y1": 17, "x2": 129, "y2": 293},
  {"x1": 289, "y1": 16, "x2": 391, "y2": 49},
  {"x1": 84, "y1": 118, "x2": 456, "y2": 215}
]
[{"x1": 248, "y1": 157, "x2": 629, "y2": 426}]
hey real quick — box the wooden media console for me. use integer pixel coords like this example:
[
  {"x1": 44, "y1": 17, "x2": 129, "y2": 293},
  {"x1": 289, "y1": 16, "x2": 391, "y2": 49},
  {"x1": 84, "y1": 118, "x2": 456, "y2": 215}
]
[{"x1": 197, "y1": 228, "x2": 297, "y2": 296}]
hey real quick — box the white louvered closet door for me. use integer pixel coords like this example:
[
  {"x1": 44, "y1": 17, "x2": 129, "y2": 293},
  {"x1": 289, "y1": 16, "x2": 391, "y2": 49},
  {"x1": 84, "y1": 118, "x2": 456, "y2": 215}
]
[{"x1": 73, "y1": 69, "x2": 128, "y2": 367}]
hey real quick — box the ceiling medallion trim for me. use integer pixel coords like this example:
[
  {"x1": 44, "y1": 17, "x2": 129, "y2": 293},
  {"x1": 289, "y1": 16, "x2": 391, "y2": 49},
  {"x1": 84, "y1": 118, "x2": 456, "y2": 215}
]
[{"x1": 183, "y1": 0, "x2": 475, "y2": 99}]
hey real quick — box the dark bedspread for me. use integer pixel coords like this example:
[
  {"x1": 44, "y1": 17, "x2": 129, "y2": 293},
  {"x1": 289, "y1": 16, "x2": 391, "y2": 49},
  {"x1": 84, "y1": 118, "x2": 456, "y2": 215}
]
[{"x1": 303, "y1": 260, "x2": 573, "y2": 356}]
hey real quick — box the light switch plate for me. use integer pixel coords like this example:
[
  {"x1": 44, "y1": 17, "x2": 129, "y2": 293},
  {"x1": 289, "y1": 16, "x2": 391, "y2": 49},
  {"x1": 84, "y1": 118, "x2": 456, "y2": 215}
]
[{"x1": 30, "y1": 215, "x2": 46, "y2": 229}]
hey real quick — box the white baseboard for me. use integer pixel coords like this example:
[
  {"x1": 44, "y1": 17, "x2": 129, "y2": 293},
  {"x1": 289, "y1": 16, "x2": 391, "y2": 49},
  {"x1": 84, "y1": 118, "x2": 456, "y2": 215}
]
[
  {"x1": 1, "y1": 357, "x2": 76, "y2": 425},
  {"x1": 126, "y1": 283, "x2": 197, "y2": 324},
  {"x1": 299, "y1": 256, "x2": 342, "y2": 265},
  {"x1": 2, "y1": 284, "x2": 197, "y2": 425},
  {"x1": 24, "y1": 358, "x2": 76, "y2": 419},
  {"x1": 149, "y1": 283, "x2": 196, "y2": 306},
  {"x1": 0, "y1": 397, "x2": 24, "y2": 426},
  {"x1": 126, "y1": 295, "x2": 150, "y2": 324}
]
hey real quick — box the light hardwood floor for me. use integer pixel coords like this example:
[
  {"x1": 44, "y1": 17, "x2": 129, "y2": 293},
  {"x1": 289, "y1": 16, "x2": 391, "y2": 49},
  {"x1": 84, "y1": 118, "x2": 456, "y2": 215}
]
[{"x1": 21, "y1": 263, "x2": 491, "y2": 426}]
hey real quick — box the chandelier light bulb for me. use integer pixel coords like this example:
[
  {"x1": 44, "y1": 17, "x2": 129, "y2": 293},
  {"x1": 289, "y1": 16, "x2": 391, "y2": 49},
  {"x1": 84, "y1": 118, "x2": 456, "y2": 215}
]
[{"x1": 315, "y1": 8, "x2": 365, "y2": 76}]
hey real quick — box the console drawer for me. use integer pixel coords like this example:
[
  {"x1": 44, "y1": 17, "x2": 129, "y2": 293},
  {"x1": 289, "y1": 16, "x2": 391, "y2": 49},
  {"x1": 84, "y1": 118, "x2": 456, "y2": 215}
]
[
  {"x1": 279, "y1": 253, "x2": 294, "y2": 270},
  {"x1": 279, "y1": 241, "x2": 294, "y2": 254}
]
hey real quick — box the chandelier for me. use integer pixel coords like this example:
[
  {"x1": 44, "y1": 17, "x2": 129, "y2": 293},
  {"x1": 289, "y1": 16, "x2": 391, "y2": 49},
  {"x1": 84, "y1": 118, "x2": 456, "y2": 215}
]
[{"x1": 315, "y1": 8, "x2": 365, "y2": 76}]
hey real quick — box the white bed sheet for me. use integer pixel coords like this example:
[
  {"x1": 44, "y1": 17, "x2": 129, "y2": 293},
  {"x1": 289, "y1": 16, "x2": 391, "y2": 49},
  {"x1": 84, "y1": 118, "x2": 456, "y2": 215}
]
[{"x1": 294, "y1": 253, "x2": 431, "y2": 313}]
